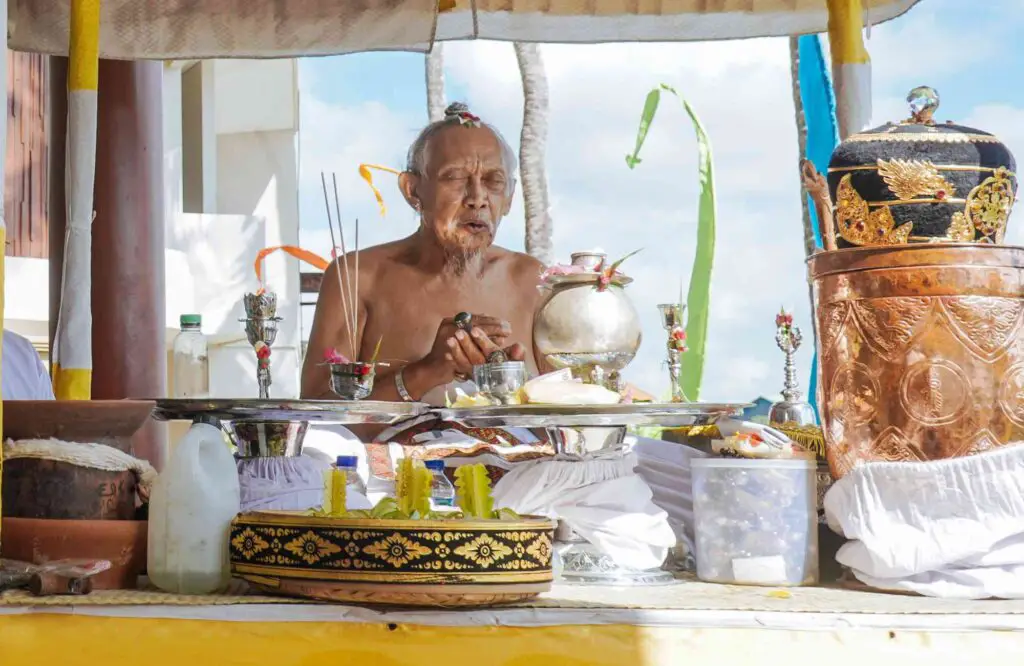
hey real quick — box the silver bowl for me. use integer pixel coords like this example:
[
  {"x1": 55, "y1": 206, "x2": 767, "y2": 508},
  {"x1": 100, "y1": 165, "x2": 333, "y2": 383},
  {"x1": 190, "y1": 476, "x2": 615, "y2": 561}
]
[
  {"x1": 230, "y1": 420, "x2": 308, "y2": 457},
  {"x1": 329, "y1": 363, "x2": 375, "y2": 400}
]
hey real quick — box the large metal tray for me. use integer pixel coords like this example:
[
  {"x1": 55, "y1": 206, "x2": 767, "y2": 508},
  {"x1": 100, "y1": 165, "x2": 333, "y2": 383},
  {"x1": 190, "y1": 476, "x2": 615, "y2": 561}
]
[
  {"x1": 153, "y1": 399, "x2": 427, "y2": 425},
  {"x1": 434, "y1": 402, "x2": 748, "y2": 428}
]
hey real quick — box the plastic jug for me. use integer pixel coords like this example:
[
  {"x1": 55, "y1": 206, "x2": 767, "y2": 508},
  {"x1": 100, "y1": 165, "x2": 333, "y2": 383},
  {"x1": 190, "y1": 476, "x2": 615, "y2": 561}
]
[{"x1": 148, "y1": 422, "x2": 240, "y2": 594}]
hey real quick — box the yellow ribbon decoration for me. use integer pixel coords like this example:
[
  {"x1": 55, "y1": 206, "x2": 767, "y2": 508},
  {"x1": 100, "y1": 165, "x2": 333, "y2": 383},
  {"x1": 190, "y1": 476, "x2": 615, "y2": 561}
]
[{"x1": 358, "y1": 164, "x2": 401, "y2": 217}]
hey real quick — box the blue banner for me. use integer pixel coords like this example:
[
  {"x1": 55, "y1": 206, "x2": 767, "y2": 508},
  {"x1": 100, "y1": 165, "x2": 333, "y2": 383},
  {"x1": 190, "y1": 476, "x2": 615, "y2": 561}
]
[{"x1": 797, "y1": 34, "x2": 839, "y2": 422}]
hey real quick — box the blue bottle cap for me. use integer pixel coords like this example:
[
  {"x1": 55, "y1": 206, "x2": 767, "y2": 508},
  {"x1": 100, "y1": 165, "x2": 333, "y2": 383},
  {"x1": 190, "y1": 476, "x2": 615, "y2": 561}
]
[
  {"x1": 424, "y1": 460, "x2": 445, "y2": 471},
  {"x1": 336, "y1": 455, "x2": 359, "y2": 468}
]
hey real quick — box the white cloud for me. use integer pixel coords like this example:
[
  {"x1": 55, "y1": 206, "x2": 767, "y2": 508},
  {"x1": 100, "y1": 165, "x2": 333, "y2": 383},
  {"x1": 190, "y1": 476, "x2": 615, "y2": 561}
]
[{"x1": 297, "y1": 0, "x2": 1023, "y2": 404}]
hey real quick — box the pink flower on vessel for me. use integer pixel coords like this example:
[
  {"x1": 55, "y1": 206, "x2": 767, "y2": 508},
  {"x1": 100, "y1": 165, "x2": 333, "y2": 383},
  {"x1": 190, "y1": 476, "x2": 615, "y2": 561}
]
[{"x1": 324, "y1": 348, "x2": 350, "y2": 365}]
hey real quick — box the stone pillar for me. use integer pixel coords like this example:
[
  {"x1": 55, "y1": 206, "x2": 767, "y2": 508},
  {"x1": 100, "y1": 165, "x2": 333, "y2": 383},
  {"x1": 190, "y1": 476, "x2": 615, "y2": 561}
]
[{"x1": 90, "y1": 60, "x2": 167, "y2": 468}]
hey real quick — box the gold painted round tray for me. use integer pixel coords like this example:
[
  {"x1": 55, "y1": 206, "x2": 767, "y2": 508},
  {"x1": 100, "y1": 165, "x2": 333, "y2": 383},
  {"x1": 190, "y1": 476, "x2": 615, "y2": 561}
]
[{"x1": 230, "y1": 511, "x2": 556, "y2": 608}]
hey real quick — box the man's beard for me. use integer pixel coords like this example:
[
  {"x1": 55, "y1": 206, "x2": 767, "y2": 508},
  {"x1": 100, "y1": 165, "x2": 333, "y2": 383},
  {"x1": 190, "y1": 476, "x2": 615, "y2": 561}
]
[
  {"x1": 441, "y1": 244, "x2": 485, "y2": 277},
  {"x1": 437, "y1": 227, "x2": 492, "y2": 277}
]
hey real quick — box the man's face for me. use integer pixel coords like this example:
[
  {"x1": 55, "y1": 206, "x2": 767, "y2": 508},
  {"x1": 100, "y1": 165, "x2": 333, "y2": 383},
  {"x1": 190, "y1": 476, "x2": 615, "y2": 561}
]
[{"x1": 408, "y1": 125, "x2": 514, "y2": 267}]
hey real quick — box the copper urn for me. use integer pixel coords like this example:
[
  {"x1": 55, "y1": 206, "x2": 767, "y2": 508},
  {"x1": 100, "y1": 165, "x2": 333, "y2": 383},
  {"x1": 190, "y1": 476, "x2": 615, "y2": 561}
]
[{"x1": 809, "y1": 244, "x2": 1024, "y2": 478}]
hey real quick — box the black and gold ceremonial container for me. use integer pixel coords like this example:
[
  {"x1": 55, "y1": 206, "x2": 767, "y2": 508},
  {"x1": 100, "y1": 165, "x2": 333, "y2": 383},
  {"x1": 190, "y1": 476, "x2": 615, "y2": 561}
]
[
  {"x1": 826, "y1": 86, "x2": 1016, "y2": 248},
  {"x1": 230, "y1": 510, "x2": 556, "y2": 607}
]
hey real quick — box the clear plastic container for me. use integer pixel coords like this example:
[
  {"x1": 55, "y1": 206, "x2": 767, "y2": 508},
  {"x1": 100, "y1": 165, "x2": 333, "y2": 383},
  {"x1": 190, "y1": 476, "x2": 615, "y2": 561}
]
[
  {"x1": 148, "y1": 422, "x2": 241, "y2": 594},
  {"x1": 172, "y1": 314, "x2": 209, "y2": 398},
  {"x1": 336, "y1": 455, "x2": 367, "y2": 496},
  {"x1": 424, "y1": 460, "x2": 456, "y2": 508},
  {"x1": 691, "y1": 457, "x2": 818, "y2": 586}
]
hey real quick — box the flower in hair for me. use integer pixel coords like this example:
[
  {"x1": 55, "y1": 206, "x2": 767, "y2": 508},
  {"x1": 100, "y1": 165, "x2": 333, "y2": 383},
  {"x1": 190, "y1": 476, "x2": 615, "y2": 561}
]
[{"x1": 445, "y1": 102, "x2": 481, "y2": 128}]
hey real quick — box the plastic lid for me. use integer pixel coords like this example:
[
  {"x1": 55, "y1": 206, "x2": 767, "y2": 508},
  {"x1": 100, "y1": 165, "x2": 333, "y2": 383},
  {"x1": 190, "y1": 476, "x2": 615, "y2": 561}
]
[
  {"x1": 180, "y1": 314, "x2": 202, "y2": 327},
  {"x1": 424, "y1": 460, "x2": 445, "y2": 471},
  {"x1": 336, "y1": 455, "x2": 358, "y2": 468}
]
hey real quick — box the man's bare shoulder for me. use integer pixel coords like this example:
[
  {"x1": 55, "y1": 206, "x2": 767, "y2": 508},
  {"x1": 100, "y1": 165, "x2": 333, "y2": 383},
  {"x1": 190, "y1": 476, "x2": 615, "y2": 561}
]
[{"x1": 488, "y1": 246, "x2": 545, "y2": 284}]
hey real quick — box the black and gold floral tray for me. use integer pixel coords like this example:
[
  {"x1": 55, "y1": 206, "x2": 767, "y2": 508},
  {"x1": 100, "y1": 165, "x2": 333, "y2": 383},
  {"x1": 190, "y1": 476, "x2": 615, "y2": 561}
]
[{"x1": 230, "y1": 511, "x2": 556, "y2": 608}]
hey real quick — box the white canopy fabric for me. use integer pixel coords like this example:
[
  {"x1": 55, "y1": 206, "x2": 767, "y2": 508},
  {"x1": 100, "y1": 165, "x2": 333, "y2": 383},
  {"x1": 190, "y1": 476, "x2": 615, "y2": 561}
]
[{"x1": 7, "y1": 0, "x2": 921, "y2": 59}]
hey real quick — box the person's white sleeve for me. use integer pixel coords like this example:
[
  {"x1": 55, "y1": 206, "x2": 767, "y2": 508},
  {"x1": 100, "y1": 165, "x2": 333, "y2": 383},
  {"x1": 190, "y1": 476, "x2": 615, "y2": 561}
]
[{"x1": 35, "y1": 351, "x2": 55, "y2": 400}]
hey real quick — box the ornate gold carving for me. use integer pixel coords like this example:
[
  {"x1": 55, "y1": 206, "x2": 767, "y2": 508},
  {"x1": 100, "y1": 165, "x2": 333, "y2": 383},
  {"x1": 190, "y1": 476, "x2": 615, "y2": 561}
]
[
  {"x1": 828, "y1": 164, "x2": 1001, "y2": 174},
  {"x1": 844, "y1": 132, "x2": 1003, "y2": 144},
  {"x1": 871, "y1": 426, "x2": 927, "y2": 463},
  {"x1": 965, "y1": 167, "x2": 1015, "y2": 243},
  {"x1": 947, "y1": 212, "x2": 974, "y2": 242},
  {"x1": 997, "y1": 364, "x2": 1024, "y2": 428},
  {"x1": 899, "y1": 360, "x2": 970, "y2": 427},
  {"x1": 850, "y1": 298, "x2": 932, "y2": 361},
  {"x1": 877, "y1": 158, "x2": 955, "y2": 201},
  {"x1": 835, "y1": 175, "x2": 913, "y2": 246},
  {"x1": 941, "y1": 296, "x2": 1023, "y2": 361},
  {"x1": 818, "y1": 301, "x2": 851, "y2": 359},
  {"x1": 828, "y1": 362, "x2": 879, "y2": 427}
]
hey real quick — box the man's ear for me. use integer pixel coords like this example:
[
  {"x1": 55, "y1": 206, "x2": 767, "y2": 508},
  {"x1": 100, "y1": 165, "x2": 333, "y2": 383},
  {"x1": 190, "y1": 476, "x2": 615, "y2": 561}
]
[
  {"x1": 398, "y1": 172, "x2": 421, "y2": 211},
  {"x1": 502, "y1": 178, "x2": 517, "y2": 216}
]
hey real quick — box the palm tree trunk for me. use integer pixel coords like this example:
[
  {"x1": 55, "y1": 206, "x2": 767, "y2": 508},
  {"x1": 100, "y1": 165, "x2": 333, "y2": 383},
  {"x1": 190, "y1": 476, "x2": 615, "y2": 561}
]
[
  {"x1": 425, "y1": 45, "x2": 445, "y2": 123},
  {"x1": 514, "y1": 42, "x2": 553, "y2": 266}
]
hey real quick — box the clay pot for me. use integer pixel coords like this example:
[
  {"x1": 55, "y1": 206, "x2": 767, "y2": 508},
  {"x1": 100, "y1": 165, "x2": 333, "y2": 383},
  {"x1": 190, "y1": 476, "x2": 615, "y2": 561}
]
[
  {"x1": 0, "y1": 518, "x2": 147, "y2": 590},
  {"x1": 3, "y1": 399, "x2": 156, "y2": 453}
]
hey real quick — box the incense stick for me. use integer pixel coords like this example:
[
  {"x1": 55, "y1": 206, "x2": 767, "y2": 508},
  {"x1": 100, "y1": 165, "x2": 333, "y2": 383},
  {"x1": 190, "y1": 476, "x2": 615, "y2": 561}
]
[
  {"x1": 354, "y1": 217, "x2": 360, "y2": 349},
  {"x1": 331, "y1": 174, "x2": 358, "y2": 356},
  {"x1": 321, "y1": 172, "x2": 354, "y2": 356}
]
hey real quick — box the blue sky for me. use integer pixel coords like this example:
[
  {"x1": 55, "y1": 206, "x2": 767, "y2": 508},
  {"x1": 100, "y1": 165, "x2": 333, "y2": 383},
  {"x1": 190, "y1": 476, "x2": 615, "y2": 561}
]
[{"x1": 296, "y1": 0, "x2": 1024, "y2": 402}]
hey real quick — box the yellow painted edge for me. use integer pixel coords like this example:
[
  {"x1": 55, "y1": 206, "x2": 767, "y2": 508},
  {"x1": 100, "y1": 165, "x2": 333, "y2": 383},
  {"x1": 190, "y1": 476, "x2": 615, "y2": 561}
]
[
  {"x1": 51, "y1": 364, "x2": 92, "y2": 400},
  {"x1": 68, "y1": 0, "x2": 101, "y2": 91},
  {"x1": 0, "y1": 615, "x2": 1021, "y2": 666},
  {"x1": 826, "y1": 0, "x2": 870, "y2": 65}
]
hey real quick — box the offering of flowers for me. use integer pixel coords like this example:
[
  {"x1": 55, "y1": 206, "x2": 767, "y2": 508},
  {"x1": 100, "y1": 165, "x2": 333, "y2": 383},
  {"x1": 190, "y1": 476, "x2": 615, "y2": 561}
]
[
  {"x1": 324, "y1": 337, "x2": 382, "y2": 400},
  {"x1": 539, "y1": 248, "x2": 642, "y2": 293}
]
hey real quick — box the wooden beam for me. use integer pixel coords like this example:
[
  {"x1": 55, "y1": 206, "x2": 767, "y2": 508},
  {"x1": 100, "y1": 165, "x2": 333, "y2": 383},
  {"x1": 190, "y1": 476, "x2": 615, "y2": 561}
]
[{"x1": 300, "y1": 271, "x2": 323, "y2": 294}]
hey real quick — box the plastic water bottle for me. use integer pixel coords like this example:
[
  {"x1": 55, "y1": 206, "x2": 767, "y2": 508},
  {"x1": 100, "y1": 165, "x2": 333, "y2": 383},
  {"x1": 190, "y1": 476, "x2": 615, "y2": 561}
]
[
  {"x1": 336, "y1": 455, "x2": 366, "y2": 496},
  {"x1": 425, "y1": 460, "x2": 456, "y2": 508},
  {"x1": 172, "y1": 314, "x2": 209, "y2": 398}
]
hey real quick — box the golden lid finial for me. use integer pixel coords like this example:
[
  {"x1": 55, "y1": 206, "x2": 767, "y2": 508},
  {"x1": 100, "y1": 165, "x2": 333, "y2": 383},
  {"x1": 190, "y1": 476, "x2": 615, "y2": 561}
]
[{"x1": 907, "y1": 86, "x2": 940, "y2": 125}]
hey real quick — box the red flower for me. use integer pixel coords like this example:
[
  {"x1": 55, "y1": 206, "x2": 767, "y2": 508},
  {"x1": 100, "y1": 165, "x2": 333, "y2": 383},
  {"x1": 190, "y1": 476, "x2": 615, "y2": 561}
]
[
  {"x1": 356, "y1": 363, "x2": 373, "y2": 376},
  {"x1": 775, "y1": 310, "x2": 793, "y2": 328},
  {"x1": 936, "y1": 190, "x2": 947, "y2": 200},
  {"x1": 671, "y1": 328, "x2": 687, "y2": 342},
  {"x1": 256, "y1": 344, "x2": 271, "y2": 361},
  {"x1": 324, "y1": 348, "x2": 348, "y2": 364},
  {"x1": 459, "y1": 112, "x2": 481, "y2": 124}
]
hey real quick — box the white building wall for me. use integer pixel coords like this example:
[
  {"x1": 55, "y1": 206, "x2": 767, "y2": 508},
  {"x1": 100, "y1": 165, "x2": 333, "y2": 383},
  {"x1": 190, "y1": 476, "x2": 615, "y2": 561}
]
[{"x1": 2, "y1": 58, "x2": 303, "y2": 404}]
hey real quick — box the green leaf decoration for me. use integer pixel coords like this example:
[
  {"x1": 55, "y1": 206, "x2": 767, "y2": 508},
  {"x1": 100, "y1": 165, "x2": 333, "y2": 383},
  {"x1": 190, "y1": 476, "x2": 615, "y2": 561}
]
[
  {"x1": 625, "y1": 83, "x2": 716, "y2": 401},
  {"x1": 395, "y1": 459, "x2": 431, "y2": 517},
  {"x1": 454, "y1": 464, "x2": 495, "y2": 519}
]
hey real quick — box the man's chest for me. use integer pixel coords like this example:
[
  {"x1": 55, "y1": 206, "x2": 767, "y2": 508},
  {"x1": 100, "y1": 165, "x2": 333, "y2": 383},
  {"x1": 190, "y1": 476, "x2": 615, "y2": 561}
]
[{"x1": 365, "y1": 281, "x2": 534, "y2": 355}]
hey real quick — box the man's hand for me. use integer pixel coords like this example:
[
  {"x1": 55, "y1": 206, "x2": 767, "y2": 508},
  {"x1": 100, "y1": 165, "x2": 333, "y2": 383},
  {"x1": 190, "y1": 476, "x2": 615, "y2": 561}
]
[{"x1": 420, "y1": 314, "x2": 512, "y2": 383}]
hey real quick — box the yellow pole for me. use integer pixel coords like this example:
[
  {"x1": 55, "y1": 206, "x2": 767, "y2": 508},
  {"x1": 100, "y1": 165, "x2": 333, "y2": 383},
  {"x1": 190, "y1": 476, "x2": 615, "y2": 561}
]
[
  {"x1": 826, "y1": 0, "x2": 872, "y2": 139},
  {"x1": 53, "y1": 0, "x2": 101, "y2": 399}
]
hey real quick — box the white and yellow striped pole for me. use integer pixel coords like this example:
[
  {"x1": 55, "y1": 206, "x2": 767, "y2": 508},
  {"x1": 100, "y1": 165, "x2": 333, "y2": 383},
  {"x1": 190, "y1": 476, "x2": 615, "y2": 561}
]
[
  {"x1": 826, "y1": 0, "x2": 871, "y2": 140},
  {"x1": 52, "y1": 0, "x2": 101, "y2": 399}
]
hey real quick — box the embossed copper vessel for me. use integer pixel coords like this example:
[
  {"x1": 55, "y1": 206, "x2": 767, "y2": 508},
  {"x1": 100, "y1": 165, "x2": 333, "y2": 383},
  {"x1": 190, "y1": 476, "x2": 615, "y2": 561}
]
[{"x1": 809, "y1": 243, "x2": 1024, "y2": 478}]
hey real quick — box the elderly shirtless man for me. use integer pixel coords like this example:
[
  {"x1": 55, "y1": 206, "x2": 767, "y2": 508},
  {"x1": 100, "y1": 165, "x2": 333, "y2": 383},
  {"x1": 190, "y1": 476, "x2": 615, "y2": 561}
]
[{"x1": 301, "y1": 103, "x2": 546, "y2": 411}]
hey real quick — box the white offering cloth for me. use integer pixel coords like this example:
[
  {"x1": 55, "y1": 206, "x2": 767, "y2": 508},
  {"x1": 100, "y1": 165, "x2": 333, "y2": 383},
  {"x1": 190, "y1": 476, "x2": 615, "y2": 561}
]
[
  {"x1": 493, "y1": 449, "x2": 676, "y2": 571},
  {"x1": 825, "y1": 443, "x2": 1024, "y2": 599},
  {"x1": 237, "y1": 456, "x2": 329, "y2": 512}
]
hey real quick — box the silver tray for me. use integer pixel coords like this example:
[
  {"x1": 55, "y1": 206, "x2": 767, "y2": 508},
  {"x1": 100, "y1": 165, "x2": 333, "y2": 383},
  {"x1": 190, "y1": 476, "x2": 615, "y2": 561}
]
[
  {"x1": 434, "y1": 402, "x2": 747, "y2": 428},
  {"x1": 153, "y1": 399, "x2": 428, "y2": 425}
]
